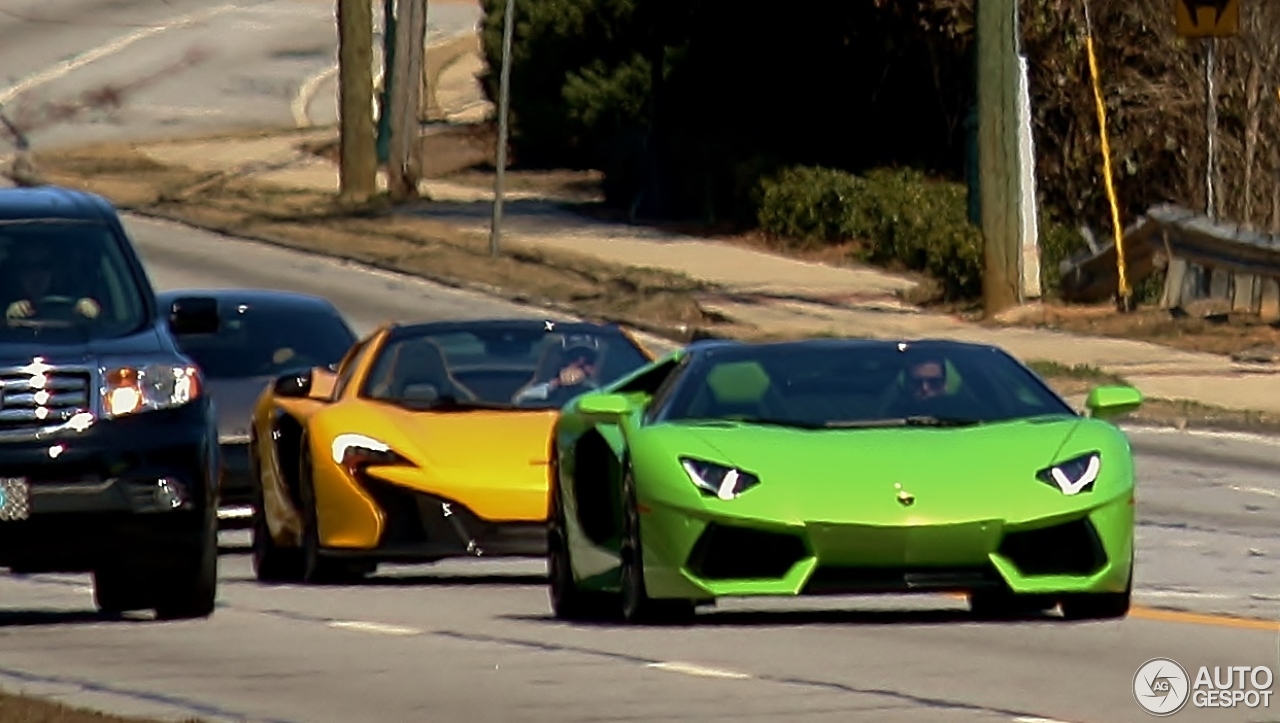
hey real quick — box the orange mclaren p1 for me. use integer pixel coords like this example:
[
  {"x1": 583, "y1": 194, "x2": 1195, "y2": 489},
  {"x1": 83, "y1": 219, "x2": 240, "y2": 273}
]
[{"x1": 246, "y1": 318, "x2": 655, "y2": 583}]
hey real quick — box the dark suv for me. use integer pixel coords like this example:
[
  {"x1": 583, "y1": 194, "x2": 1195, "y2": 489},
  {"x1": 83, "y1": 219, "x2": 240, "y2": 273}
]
[{"x1": 0, "y1": 187, "x2": 222, "y2": 620}]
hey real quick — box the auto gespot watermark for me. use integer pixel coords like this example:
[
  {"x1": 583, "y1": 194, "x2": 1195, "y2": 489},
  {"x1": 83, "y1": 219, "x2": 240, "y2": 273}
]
[{"x1": 1134, "y1": 657, "x2": 1274, "y2": 716}]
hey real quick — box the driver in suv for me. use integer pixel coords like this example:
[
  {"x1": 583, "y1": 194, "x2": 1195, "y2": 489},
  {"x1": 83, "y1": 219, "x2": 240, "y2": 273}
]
[{"x1": 1, "y1": 241, "x2": 101, "y2": 321}]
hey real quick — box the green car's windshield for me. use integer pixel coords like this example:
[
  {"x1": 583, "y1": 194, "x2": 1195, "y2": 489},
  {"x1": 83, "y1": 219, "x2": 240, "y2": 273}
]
[
  {"x1": 662, "y1": 343, "x2": 1075, "y2": 428},
  {"x1": 360, "y1": 324, "x2": 651, "y2": 410}
]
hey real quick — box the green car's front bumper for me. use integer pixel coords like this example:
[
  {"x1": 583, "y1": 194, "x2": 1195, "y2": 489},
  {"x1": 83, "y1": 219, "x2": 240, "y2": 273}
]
[{"x1": 637, "y1": 492, "x2": 1134, "y2": 601}]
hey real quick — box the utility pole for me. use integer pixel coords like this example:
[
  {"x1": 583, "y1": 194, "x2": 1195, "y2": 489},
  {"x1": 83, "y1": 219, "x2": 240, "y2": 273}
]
[
  {"x1": 337, "y1": 0, "x2": 377, "y2": 202},
  {"x1": 388, "y1": 0, "x2": 426, "y2": 199},
  {"x1": 488, "y1": 0, "x2": 516, "y2": 256},
  {"x1": 975, "y1": 0, "x2": 1023, "y2": 316}
]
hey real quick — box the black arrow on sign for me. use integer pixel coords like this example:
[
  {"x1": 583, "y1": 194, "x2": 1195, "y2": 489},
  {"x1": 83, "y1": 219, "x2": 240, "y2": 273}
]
[{"x1": 1181, "y1": 0, "x2": 1233, "y2": 25}]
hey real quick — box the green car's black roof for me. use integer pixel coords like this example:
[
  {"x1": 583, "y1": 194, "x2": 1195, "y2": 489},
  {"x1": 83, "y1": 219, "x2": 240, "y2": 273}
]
[
  {"x1": 386, "y1": 318, "x2": 631, "y2": 338},
  {"x1": 0, "y1": 187, "x2": 119, "y2": 222},
  {"x1": 685, "y1": 336, "x2": 1006, "y2": 357}
]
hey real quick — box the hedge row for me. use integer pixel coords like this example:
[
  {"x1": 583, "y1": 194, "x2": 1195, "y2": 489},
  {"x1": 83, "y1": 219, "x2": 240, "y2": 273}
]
[{"x1": 756, "y1": 166, "x2": 1089, "y2": 301}]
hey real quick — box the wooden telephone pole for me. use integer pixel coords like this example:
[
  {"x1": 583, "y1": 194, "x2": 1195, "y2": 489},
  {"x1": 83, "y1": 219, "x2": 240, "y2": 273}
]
[
  {"x1": 388, "y1": 0, "x2": 427, "y2": 199},
  {"x1": 976, "y1": 0, "x2": 1023, "y2": 316},
  {"x1": 337, "y1": 0, "x2": 377, "y2": 201}
]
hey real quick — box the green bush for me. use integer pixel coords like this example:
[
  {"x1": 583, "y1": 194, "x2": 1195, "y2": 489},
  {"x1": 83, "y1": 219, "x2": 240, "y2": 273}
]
[{"x1": 757, "y1": 166, "x2": 983, "y2": 300}]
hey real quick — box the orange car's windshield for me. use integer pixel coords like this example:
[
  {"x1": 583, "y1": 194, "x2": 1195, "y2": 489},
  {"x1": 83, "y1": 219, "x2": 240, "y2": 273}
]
[{"x1": 358, "y1": 324, "x2": 650, "y2": 410}]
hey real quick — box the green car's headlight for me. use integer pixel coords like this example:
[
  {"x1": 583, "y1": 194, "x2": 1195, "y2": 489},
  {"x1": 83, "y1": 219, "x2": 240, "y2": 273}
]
[
  {"x1": 680, "y1": 457, "x2": 760, "y2": 500},
  {"x1": 1036, "y1": 452, "x2": 1101, "y2": 495}
]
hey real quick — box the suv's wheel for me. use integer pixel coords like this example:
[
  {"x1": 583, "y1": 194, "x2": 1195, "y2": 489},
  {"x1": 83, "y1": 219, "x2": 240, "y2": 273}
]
[
  {"x1": 151, "y1": 507, "x2": 219, "y2": 621},
  {"x1": 92, "y1": 566, "x2": 153, "y2": 614}
]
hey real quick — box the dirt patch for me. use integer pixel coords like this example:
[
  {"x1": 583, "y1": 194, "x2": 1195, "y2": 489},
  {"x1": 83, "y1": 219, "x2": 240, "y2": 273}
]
[
  {"x1": 19, "y1": 138, "x2": 1280, "y2": 436},
  {"x1": 990, "y1": 302, "x2": 1280, "y2": 360},
  {"x1": 0, "y1": 691, "x2": 201, "y2": 723},
  {"x1": 303, "y1": 123, "x2": 604, "y2": 202},
  {"x1": 29, "y1": 141, "x2": 719, "y2": 338}
]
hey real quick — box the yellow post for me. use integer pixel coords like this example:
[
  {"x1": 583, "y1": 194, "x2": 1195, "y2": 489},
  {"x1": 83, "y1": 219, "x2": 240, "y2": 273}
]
[{"x1": 1082, "y1": 1, "x2": 1132, "y2": 310}]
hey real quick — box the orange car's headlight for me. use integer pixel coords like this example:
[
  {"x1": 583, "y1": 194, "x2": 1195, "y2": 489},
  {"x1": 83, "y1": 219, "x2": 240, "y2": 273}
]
[{"x1": 330, "y1": 433, "x2": 410, "y2": 477}]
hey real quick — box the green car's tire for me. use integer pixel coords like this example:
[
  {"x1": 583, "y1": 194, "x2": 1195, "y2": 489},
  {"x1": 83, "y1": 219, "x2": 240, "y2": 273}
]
[
  {"x1": 548, "y1": 479, "x2": 617, "y2": 621},
  {"x1": 619, "y1": 462, "x2": 695, "y2": 626},
  {"x1": 968, "y1": 589, "x2": 1056, "y2": 619},
  {"x1": 1060, "y1": 568, "x2": 1132, "y2": 621}
]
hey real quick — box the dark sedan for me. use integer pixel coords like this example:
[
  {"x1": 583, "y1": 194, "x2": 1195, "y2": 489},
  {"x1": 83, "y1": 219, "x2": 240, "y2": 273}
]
[{"x1": 157, "y1": 289, "x2": 357, "y2": 529}]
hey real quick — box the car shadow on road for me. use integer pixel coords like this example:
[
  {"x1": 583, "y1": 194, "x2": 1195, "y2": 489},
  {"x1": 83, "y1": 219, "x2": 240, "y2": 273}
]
[
  {"x1": 0, "y1": 609, "x2": 150, "y2": 628},
  {"x1": 223, "y1": 573, "x2": 548, "y2": 588},
  {"x1": 503, "y1": 607, "x2": 1070, "y2": 628}
]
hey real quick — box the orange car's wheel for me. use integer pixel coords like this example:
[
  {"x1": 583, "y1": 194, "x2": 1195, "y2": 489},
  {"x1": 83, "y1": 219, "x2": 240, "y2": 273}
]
[
  {"x1": 298, "y1": 435, "x2": 367, "y2": 585},
  {"x1": 250, "y1": 439, "x2": 302, "y2": 583}
]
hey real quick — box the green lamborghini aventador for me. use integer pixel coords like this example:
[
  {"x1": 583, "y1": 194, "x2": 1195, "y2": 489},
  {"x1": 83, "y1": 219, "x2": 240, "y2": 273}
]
[{"x1": 546, "y1": 337, "x2": 1143, "y2": 625}]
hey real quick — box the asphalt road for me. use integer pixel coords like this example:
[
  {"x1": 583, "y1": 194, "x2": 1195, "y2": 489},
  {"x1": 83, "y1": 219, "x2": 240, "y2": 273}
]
[
  {"x1": 0, "y1": 215, "x2": 1274, "y2": 723},
  {"x1": 2, "y1": 2, "x2": 1280, "y2": 722},
  {"x1": 0, "y1": 0, "x2": 481, "y2": 150}
]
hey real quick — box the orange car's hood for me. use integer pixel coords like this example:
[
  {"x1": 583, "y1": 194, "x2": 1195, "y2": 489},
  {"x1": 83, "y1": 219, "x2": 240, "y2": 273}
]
[
  {"x1": 394, "y1": 408, "x2": 558, "y2": 472},
  {"x1": 358, "y1": 407, "x2": 560, "y2": 521}
]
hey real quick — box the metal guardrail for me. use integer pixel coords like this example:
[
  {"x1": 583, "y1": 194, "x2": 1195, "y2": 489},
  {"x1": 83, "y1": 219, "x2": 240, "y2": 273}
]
[{"x1": 1057, "y1": 204, "x2": 1280, "y2": 322}]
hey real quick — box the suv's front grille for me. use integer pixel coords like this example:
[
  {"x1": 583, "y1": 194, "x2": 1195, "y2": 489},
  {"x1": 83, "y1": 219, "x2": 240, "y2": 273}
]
[{"x1": 0, "y1": 367, "x2": 93, "y2": 433}]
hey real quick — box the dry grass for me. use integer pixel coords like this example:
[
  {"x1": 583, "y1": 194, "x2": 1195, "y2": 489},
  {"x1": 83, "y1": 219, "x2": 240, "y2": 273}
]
[
  {"x1": 29, "y1": 141, "x2": 722, "y2": 340},
  {"x1": 0, "y1": 691, "x2": 202, "y2": 723}
]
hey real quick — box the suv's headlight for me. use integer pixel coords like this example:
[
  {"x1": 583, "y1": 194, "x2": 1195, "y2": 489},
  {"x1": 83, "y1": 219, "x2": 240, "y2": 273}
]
[
  {"x1": 1036, "y1": 452, "x2": 1101, "y2": 495},
  {"x1": 680, "y1": 457, "x2": 760, "y2": 500},
  {"x1": 103, "y1": 363, "x2": 201, "y2": 418}
]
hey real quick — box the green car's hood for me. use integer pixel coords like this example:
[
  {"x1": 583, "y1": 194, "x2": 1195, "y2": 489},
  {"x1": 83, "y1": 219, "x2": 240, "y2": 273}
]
[{"x1": 643, "y1": 415, "x2": 1131, "y2": 526}]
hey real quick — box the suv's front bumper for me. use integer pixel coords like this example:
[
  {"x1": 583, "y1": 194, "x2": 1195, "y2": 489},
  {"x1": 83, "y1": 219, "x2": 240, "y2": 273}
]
[{"x1": 0, "y1": 401, "x2": 218, "y2": 572}]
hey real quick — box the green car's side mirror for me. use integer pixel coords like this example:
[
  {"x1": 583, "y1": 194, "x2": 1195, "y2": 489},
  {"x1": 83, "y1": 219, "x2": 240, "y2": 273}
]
[
  {"x1": 1085, "y1": 384, "x2": 1143, "y2": 419},
  {"x1": 577, "y1": 392, "x2": 633, "y2": 420}
]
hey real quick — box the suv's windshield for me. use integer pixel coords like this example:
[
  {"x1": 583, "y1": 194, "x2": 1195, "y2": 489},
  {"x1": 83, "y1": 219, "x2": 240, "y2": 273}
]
[
  {"x1": 662, "y1": 343, "x2": 1074, "y2": 428},
  {"x1": 171, "y1": 301, "x2": 357, "y2": 379},
  {"x1": 0, "y1": 220, "x2": 149, "y2": 341},
  {"x1": 361, "y1": 325, "x2": 650, "y2": 410}
]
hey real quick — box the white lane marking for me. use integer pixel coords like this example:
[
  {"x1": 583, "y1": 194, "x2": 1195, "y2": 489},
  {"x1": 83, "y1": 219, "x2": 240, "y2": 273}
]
[
  {"x1": 0, "y1": 4, "x2": 239, "y2": 106},
  {"x1": 1125, "y1": 425, "x2": 1280, "y2": 447},
  {"x1": 291, "y1": 28, "x2": 468, "y2": 128},
  {"x1": 75, "y1": 585, "x2": 93, "y2": 594},
  {"x1": 327, "y1": 620, "x2": 421, "y2": 635},
  {"x1": 1137, "y1": 590, "x2": 1235, "y2": 599},
  {"x1": 646, "y1": 661, "x2": 752, "y2": 679},
  {"x1": 1231, "y1": 485, "x2": 1280, "y2": 499}
]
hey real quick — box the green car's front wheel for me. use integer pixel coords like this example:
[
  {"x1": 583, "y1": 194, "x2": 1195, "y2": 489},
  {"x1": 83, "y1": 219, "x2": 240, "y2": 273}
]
[
  {"x1": 548, "y1": 481, "x2": 616, "y2": 621},
  {"x1": 1060, "y1": 567, "x2": 1132, "y2": 620},
  {"x1": 619, "y1": 462, "x2": 695, "y2": 626}
]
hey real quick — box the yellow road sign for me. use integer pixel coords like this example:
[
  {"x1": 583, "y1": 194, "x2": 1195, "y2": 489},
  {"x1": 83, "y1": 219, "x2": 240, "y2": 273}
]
[{"x1": 1175, "y1": 0, "x2": 1239, "y2": 38}]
